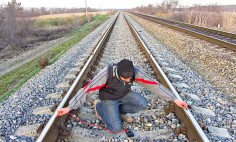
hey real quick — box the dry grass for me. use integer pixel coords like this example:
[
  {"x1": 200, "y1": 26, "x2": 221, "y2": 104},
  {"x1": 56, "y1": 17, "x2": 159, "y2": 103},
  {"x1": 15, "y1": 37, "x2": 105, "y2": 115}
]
[
  {"x1": 38, "y1": 57, "x2": 49, "y2": 68},
  {"x1": 36, "y1": 11, "x2": 111, "y2": 20},
  {"x1": 155, "y1": 12, "x2": 171, "y2": 18},
  {"x1": 162, "y1": 11, "x2": 236, "y2": 33},
  {"x1": 222, "y1": 12, "x2": 236, "y2": 33}
]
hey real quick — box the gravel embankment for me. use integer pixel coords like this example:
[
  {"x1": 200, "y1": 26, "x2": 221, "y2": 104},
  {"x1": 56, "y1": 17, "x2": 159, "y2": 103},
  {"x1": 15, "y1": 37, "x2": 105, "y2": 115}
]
[{"x1": 130, "y1": 14, "x2": 236, "y2": 101}]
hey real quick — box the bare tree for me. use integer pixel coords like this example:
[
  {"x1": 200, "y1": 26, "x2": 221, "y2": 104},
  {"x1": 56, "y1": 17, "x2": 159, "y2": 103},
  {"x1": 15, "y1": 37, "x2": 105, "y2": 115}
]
[
  {"x1": 5, "y1": 0, "x2": 19, "y2": 42},
  {"x1": 0, "y1": 0, "x2": 35, "y2": 48},
  {"x1": 161, "y1": 0, "x2": 179, "y2": 13},
  {"x1": 40, "y1": 7, "x2": 49, "y2": 15},
  {"x1": 0, "y1": 5, "x2": 5, "y2": 48}
]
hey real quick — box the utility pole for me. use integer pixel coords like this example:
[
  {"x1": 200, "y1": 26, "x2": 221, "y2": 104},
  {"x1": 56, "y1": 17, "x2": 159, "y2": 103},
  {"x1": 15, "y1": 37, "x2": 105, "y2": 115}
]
[
  {"x1": 85, "y1": 0, "x2": 87, "y2": 17},
  {"x1": 100, "y1": 0, "x2": 101, "y2": 11}
]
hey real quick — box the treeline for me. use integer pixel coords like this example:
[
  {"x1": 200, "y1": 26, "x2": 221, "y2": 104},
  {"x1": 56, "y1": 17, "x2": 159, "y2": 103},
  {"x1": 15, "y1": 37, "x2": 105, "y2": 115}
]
[
  {"x1": 0, "y1": 0, "x2": 98, "y2": 49},
  {"x1": 23, "y1": 7, "x2": 99, "y2": 18},
  {"x1": 132, "y1": 0, "x2": 236, "y2": 33}
]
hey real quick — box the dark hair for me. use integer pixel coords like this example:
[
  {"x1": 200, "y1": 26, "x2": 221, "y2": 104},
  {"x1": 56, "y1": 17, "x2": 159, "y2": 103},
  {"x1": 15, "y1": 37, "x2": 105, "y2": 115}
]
[{"x1": 117, "y1": 59, "x2": 134, "y2": 78}]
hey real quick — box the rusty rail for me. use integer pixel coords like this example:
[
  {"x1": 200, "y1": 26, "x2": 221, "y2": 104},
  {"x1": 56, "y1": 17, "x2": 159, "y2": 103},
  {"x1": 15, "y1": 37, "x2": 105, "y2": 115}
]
[{"x1": 131, "y1": 12, "x2": 236, "y2": 52}]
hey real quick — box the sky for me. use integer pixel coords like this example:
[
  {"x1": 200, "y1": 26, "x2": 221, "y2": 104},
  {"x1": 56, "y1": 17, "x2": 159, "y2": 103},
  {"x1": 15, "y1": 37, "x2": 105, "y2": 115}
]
[{"x1": 1, "y1": 0, "x2": 236, "y2": 9}]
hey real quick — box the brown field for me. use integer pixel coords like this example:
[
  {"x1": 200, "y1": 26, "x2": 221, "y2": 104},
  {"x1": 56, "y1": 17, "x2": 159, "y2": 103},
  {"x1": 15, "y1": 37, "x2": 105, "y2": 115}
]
[{"x1": 36, "y1": 11, "x2": 112, "y2": 20}]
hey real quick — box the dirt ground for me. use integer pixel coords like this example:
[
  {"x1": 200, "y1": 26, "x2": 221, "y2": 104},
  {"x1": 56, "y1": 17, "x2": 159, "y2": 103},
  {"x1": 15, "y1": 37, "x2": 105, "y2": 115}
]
[{"x1": 0, "y1": 35, "x2": 74, "y2": 76}]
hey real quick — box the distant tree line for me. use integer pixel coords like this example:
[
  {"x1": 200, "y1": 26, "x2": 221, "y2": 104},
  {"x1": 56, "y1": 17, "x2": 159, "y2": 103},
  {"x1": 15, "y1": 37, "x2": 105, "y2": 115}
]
[
  {"x1": 23, "y1": 7, "x2": 99, "y2": 18},
  {"x1": 132, "y1": 0, "x2": 179, "y2": 15}
]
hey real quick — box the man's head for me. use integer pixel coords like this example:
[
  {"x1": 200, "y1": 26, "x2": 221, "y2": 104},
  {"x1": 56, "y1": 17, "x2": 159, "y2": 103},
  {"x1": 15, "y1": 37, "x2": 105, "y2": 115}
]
[{"x1": 117, "y1": 59, "x2": 134, "y2": 82}]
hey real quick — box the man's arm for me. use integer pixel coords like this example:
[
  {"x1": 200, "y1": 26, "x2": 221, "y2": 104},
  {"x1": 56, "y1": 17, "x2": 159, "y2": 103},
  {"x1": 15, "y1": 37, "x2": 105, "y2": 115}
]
[
  {"x1": 58, "y1": 66, "x2": 108, "y2": 116},
  {"x1": 134, "y1": 67, "x2": 188, "y2": 108}
]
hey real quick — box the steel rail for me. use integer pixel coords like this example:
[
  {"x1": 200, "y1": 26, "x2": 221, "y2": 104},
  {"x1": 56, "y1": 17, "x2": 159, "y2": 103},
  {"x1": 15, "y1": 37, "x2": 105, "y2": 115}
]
[
  {"x1": 124, "y1": 14, "x2": 210, "y2": 142},
  {"x1": 37, "y1": 12, "x2": 209, "y2": 142},
  {"x1": 131, "y1": 12, "x2": 236, "y2": 52},
  {"x1": 36, "y1": 13, "x2": 119, "y2": 142}
]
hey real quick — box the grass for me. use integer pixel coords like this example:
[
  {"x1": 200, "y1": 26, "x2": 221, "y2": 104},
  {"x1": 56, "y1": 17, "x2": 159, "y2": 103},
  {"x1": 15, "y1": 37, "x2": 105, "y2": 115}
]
[
  {"x1": 0, "y1": 14, "x2": 110, "y2": 103},
  {"x1": 35, "y1": 16, "x2": 87, "y2": 27}
]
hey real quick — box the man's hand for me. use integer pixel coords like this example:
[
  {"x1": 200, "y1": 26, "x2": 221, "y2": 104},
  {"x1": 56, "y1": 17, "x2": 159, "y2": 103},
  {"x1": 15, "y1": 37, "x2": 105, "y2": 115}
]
[
  {"x1": 174, "y1": 99, "x2": 188, "y2": 109},
  {"x1": 57, "y1": 107, "x2": 71, "y2": 116}
]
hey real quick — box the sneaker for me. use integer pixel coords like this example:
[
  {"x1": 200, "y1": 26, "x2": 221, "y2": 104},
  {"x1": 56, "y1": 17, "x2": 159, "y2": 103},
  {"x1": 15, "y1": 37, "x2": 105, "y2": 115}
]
[
  {"x1": 93, "y1": 99, "x2": 102, "y2": 120},
  {"x1": 121, "y1": 114, "x2": 133, "y2": 123}
]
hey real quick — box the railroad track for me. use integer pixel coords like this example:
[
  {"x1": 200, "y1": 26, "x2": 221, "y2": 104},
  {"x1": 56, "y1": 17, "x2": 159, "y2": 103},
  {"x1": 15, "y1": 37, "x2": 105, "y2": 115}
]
[
  {"x1": 34, "y1": 12, "x2": 209, "y2": 142},
  {"x1": 131, "y1": 12, "x2": 236, "y2": 52},
  {"x1": 3, "y1": 12, "x2": 235, "y2": 142}
]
